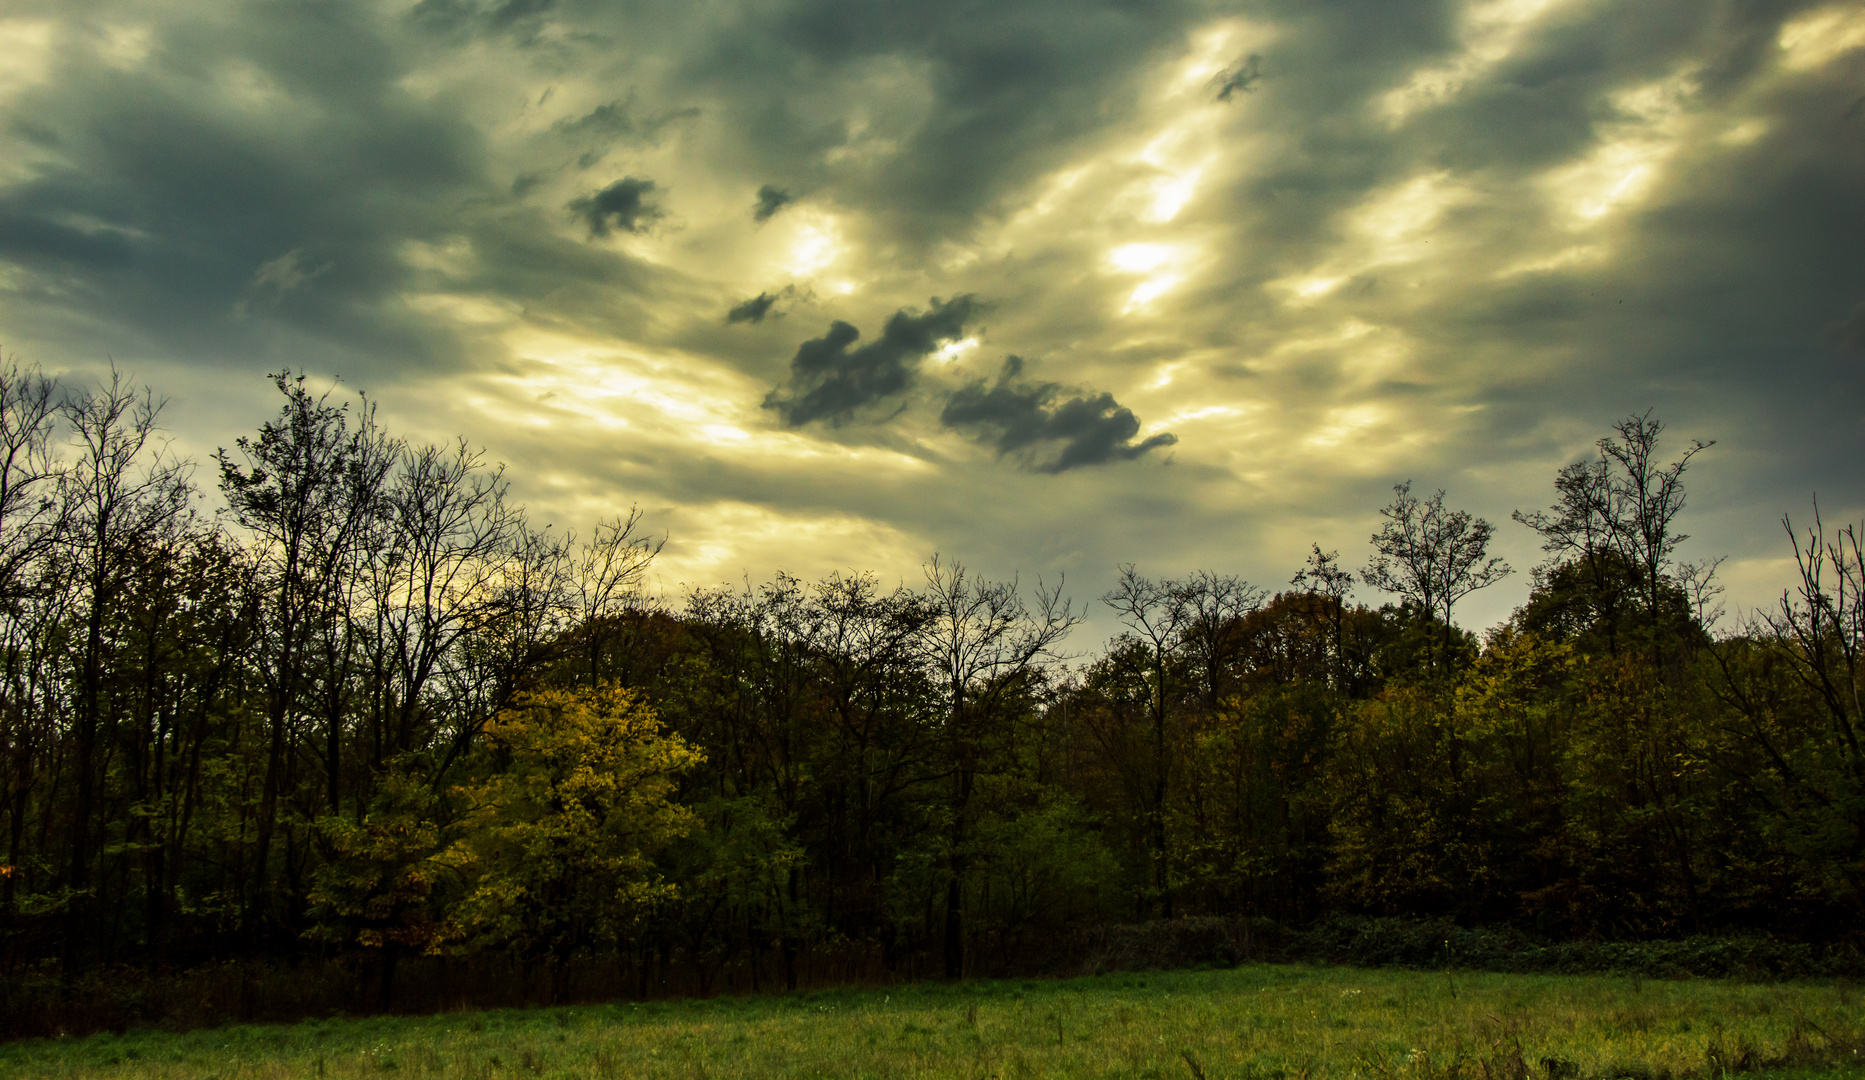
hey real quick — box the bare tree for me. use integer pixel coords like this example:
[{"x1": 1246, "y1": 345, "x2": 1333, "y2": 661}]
[
  {"x1": 1770, "y1": 507, "x2": 1863, "y2": 770},
  {"x1": 570, "y1": 507, "x2": 664, "y2": 685},
  {"x1": 1175, "y1": 571, "x2": 1264, "y2": 711},
  {"x1": 1512, "y1": 456, "x2": 1622, "y2": 640},
  {"x1": 0, "y1": 358, "x2": 66, "y2": 917},
  {"x1": 372, "y1": 437, "x2": 523, "y2": 769},
  {"x1": 447, "y1": 518, "x2": 575, "y2": 733},
  {"x1": 0, "y1": 358, "x2": 62, "y2": 605},
  {"x1": 1096, "y1": 567, "x2": 1261, "y2": 918},
  {"x1": 1677, "y1": 556, "x2": 1727, "y2": 633},
  {"x1": 1363, "y1": 482, "x2": 1510, "y2": 667},
  {"x1": 1599, "y1": 413, "x2": 1710, "y2": 615}
]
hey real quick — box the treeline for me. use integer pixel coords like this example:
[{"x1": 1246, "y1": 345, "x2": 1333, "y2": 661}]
[{"x1": 2, "y1": 363, "x2": 1862, "y2": 1014}]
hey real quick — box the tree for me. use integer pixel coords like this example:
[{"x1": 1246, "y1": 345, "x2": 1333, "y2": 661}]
[
  {"x1": 679, "y1": 573, "x2": 823, "y2": 990},
  {"x1": 217, "y1": 371, "x2": 399, "y2": 825},
  {"x1": 306, "y1": 770, "x2": 452, "y2": 1006},
  {"x1": 1769, "y1": 508, "x2": 1864, "y2": 751},
  {"x1": 56, "y1": 368, "x2": 193, "y2": 971},
  {"x1": 214, "y1": 371, "x2": 399, "y2": 987},
  {"x1": 447, "y1": 521, "x2": 575, "y2": 750},
  {"x1": 1362, "y1": 482, "x2": 1510, "y2": 669},
  {"x1": 570, "y1": 508, "x2": 663, "y2": 687},
  {"x1": 0, "y1": 358, "x2": 61, "y2": 606},
  {"x1": 1513, "y1": 411, "x2": 1712, "y2": 655},
  {"x1": 1292, "y1": 544, "x2": 1355, "y2": 690},
  {"x1": 1099, "y1": 566, "x2": 1205, "y2": 916},
  {"x1": 1598, "y1": 412, "x2": 1710, "y2": 625},
  {"x1": 0, "y1": 357, "x2": 63, "y2": 921},
  {"x1": 922, "y1": 555, "x2": 1076, "y2": 976},
  {"x1": 1173, "y1": 571, "x2": 1264, "y2": 711},
  {"x1": 372, "y1": 437, "x2": 523, "y2": 772},
  {"x1": 794, "y1": 572, "x2": 932, "y2": 932},
  {"x1": 1705, "y1": 507, "x2": 1865, "y2": 929},
  {"x1": 445, "y1": 683, "x2": 701, "y2": 1001}
]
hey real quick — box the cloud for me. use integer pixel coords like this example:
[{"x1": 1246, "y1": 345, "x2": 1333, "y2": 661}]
[
  {"x1": 700, "y1": 0, "x2": 1206, "y2": 249},
  {"x1": 942, "y1": 356, "x2": 1177, "y2": 473},
  {"x1": 753, "y1": 184, "x2": 795, "y2": 222},
  {"x1": 1835, "y1": 299, "x2": 1865, "y2": 355},
  {"x1": 0, "y1": 0, "x2": 491, "y2": 378},
  {"x1": 725, "y1": 285, "x2": 808, "y2": 325},
  {"x1": 253, "y1": 249, "x2": 326, "y2": 292},
  {"x1": 568, "y1": 178, "x2": 662, "y2": 238},
  {"x1": 552, "y1": 97, "x2": 701, "y2": 157},
  {"x1": 764, "y1": 295, "x2": 979, "y2": 426},
  {"x1": 2, "y1": 0, "x2": 1862, "y2": 638},
  {"x1": 411, "y1": 0, "x2": 559, "y2": 39},
  {"x1": 0, "y1": 210, "x2": 134, "y2": 268},
  {"x1": 727, "y1": 292, "x2": 781, "y2": 324},
  {"x1": 1212, "y1": 54, "x2": 1262, "y2": 101}
]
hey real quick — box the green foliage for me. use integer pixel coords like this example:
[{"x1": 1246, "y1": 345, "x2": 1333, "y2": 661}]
[
  {"x1": 663, "y1": 793, "x2": 807, "y2": 988},
  {"x1": 306, "y1": 770, "x2": 451, "y2": 956},
  {"x1": 969, "y1": 789, "x2": 1123, "y2": 931},
  {"x1": 1323, "y1": 683, "x2": 1482, "y2": 915}
]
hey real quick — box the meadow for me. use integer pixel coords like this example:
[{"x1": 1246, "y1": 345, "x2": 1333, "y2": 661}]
[{"x1": 2, "y1": 964, "x2": 1861, "y2": 1080}]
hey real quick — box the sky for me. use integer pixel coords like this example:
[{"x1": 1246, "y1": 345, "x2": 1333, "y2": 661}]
[{"x1": 2, "y1": 0, "x2": 1862, "y2": 641}]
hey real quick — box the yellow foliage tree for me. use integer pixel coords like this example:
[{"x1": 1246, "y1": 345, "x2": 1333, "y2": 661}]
[{"x1": 444, "y1": 683, "x2": 701, "y2": 993}]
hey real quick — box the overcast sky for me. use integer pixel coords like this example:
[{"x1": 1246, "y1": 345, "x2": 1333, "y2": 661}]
[{"x1": 3, "y1": 0, "x2": 1862, "y2": 639}]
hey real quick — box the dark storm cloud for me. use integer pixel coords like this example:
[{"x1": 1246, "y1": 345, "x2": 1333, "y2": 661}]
[
  {"x1": 1211, "y1": 0, "x2": 1865, "y2": 578},
  {"x1": 1397, "y1": 4, "x2": 1706, "y2": 177},
  {"x1": 764, "y1": 296, "x2": 979, "y2": 426},
  {"x1": 488, "y1": 0, "x2": 555, "y2": 30},
  {"x1": 942, "y1": 356, "x2": 1176, "y2": 473},
  {"x1": 569, "y1": 178, "x2": 662, "y2": 238},
  {"x1": 1184, "y1": 2, "x2": 1474, "y2": 306},
  {"x1": 0, "y1": 208, "x2": 135, "y2": 268},
  {"x1": 753, "y1": 184, "x2": 795, "y2": 222},
  {"x1": 0, "y1": 1, "x2": 715, "y2": 399},
  {"x1": 0, "y1": 2, "x2": 492, "y2": 373}
]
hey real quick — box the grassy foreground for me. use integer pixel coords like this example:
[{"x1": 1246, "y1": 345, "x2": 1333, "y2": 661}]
[{"x1": 2, "y1": 964, "x2": 1861, "y2": 1080}]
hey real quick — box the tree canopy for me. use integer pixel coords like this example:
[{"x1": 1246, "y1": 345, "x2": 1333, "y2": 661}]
[{"x1": 3, "y1": 363, "x2": 1857, "y2": 1017}]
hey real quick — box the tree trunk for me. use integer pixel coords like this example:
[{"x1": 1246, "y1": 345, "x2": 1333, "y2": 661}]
[
  {"x1": 943, "y1": 872, "x2": 964, "y2": 979},
  {"x1": 62, "y1": 597, "x2": 106, "y2": 977}
]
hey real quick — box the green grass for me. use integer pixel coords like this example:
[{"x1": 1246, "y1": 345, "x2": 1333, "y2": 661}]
[{"x1": 2, "y1": 964, "x2": 1861, "y2": 1080}]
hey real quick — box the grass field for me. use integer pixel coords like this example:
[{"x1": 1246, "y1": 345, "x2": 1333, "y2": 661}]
[{"x1": 2, "y1": 964, "x2": 1861, "y2": 1080}]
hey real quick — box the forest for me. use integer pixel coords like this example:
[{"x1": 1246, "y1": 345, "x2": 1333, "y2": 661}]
[{"x1": 1, "y1": 361, "x2": 1861, "y2": 1022}]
